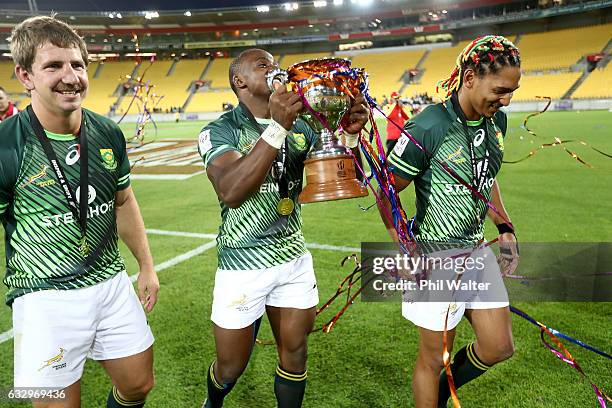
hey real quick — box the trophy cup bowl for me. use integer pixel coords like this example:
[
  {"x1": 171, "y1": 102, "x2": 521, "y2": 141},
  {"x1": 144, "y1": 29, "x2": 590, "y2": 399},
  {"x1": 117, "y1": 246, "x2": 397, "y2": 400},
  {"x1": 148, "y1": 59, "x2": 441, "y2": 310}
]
[{"x1": 267, "y1": 58, "x2": 368, "y2": 203}]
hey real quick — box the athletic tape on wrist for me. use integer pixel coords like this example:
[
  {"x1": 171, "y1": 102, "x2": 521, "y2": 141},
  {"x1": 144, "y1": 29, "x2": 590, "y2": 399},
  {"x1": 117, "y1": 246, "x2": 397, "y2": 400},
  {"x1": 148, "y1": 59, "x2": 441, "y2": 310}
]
[
  {"x1": 261, "y1": 120, "x2": 290, "y2": 149},
  {"x1": 344, "y1": 133, "x2": 359, "y2": 149}
]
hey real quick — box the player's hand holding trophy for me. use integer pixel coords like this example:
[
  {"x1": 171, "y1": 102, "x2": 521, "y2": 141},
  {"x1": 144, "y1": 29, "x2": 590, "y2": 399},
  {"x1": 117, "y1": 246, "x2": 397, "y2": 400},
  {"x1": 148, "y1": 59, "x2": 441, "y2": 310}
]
[{"x1": 266, "y1": 58, "x2": 369, "y2": 203}]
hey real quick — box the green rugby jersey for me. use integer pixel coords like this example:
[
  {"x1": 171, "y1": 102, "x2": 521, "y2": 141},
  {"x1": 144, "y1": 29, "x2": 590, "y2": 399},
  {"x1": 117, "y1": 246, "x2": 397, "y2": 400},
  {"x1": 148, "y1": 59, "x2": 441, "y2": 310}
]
[
  {"x1": 388, "y1": 99, "x2": 507, "y2": 244},
  {"x1": 198, "y1": 105, "x2": 318, "y2": 270},
  {"x1": 0, "y1": 108, "x2": 131, "y2": 305}
]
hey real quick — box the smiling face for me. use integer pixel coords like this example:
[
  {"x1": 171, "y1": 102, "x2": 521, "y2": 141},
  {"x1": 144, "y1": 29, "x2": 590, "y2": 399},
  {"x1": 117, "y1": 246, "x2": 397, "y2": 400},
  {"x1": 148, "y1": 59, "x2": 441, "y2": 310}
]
[
  {"x1": 16, "y1": 42, "x2": 88, "y2": 117},
  {"x1": 464, "y1": 65, "x2": 521, "y2": 118}
]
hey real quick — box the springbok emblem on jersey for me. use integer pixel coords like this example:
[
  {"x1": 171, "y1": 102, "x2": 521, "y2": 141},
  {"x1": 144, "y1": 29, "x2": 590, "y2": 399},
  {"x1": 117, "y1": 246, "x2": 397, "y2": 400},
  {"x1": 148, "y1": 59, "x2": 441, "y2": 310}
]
[
  {"x1": 21, "y1": 164, "x2": 50, "y2": 188},
  {"x1": 446, "y1": 146, "x2": 466, "y2": 164}
]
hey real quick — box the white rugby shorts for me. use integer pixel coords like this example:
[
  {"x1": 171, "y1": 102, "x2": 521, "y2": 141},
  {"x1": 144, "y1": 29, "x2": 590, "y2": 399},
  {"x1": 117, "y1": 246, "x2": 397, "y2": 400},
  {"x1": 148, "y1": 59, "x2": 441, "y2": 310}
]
[
  {"x1": 211, "y1": 252, "x2": 319, "y2": 329},
  {"x1": 12, "y1": 271, "x2": 154, "y2": 388},
  {"x1": 402, "y1": 245, "x2": 509, "y2": 331}
]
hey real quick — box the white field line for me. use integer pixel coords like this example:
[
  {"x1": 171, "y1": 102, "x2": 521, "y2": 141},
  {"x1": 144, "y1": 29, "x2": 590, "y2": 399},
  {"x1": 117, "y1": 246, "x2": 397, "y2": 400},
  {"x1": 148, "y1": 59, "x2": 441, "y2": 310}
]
[
  {"x1": 0, "y1": 229, "x2": 359, "y2": 344},
  {"x1": 0, "y1": 239, "x2": 218, "y2": 345},
  {"x1": 0, "y1": 329, "x2": 13, "y2": 344},
  {"x1": 146, "y1": 229, "x2": 217, "y2": 240},
  {"x1": 129, "y1": 240, "x2": 217, "y2": 283},
  {"x1": 145, "y1": 229, "x2": 361, "y2": 252},
  {"x1": 130, "y1": 171, "x2": 205, "y2": 181}
]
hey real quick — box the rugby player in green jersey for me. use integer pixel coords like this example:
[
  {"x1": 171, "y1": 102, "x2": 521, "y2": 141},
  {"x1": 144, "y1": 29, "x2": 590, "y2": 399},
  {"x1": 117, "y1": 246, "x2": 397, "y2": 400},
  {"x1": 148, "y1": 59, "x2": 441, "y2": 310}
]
[
  {"x1": 378, "y1": 36, "x2": 521, "y2": 407},
  {"x1": 0, "y1": 16, "x2": 158, "y2": 408},
  {"x1": 198, "y1": 49, "x2": 368, "y2": 408}
]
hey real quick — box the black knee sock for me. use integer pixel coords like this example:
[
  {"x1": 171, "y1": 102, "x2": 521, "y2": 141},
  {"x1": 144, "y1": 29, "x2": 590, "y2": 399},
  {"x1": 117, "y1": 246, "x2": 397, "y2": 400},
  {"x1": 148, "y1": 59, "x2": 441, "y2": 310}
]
[
  {"x1": 204, "y1": 317, "x2": 261, "y2": 408},
  {"x1": 107, "y1": 386, "x2": 146, "y2": 408},
  {"x1": 438, "y1": 342, "x2": 490, "y2": 408},
  {"x1": 274, "y1": 364, "x2": 307, "y2": 408},
  {"x1": 204, "y1": 361, "x2": 236, "y2": 408}
]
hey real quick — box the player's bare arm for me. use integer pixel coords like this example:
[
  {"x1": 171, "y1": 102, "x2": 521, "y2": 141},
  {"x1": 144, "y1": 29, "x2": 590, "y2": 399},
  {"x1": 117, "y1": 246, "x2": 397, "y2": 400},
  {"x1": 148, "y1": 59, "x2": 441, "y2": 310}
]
[
  {"x1": 207, "y1": 84, "x2": 302, "y2": 208},
  {"x1": 487, "y1": 179, "x2": 520, "y2": 275},
  {"x1": 342, "y1": 93, "x2": 369, "y2": 175},
  {"x1": 115, "y1": 186, "x2": 159, "y2": 312}
]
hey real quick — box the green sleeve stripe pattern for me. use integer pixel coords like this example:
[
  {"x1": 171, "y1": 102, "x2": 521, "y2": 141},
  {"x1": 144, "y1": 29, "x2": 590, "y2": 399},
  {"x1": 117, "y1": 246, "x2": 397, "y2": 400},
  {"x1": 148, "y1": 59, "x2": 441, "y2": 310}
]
[
  {"x1": 388, "y1": 153, "x2": 420, "y2": 175},
  {"x1": 117, "y1": 174, "x2": 130, "y2": 185},
  {"x1": 201, "y1": 107, "x2": 313, "y2": 270},
  {"x1": 0, "y1": 202, "x2": 7, "y2": 214},
  {"x1": 205, "y1": 145, "x2": 238, "y2": 167}
]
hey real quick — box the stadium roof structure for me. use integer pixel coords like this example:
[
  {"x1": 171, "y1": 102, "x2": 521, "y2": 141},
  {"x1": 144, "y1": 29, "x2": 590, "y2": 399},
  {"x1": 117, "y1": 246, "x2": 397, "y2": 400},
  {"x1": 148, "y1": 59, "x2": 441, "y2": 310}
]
[
  {"x1": 1, "y1": 0, "x2": 518, "y2": 26},
  {"x1": 0, "y1": 0, "x2": 523, "y2": 48},
  {"x1": 0, "y1": 0, "x2": 609, "y2": 56}
]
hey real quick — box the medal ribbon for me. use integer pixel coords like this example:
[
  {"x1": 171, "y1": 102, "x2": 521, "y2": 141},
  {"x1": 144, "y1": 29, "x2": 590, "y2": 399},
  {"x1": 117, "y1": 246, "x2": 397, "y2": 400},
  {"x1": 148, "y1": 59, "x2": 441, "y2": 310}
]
[
  {"x1": 239, "y1": 103, "x2": 291, "y2": 214},
  {"x1": 27, "y1": 105, "x2": 89, "y2": 256}
]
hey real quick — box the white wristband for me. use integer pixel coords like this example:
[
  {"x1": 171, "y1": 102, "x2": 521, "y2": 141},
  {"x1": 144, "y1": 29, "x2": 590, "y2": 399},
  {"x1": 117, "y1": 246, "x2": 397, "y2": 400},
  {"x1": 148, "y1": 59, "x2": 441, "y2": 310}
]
[
  {"x1": 260, "y1": 120, "x2": 290, "y2": 149},
  {"x1": 344, "y1": 133, "x2": 360, "y2": 149}
]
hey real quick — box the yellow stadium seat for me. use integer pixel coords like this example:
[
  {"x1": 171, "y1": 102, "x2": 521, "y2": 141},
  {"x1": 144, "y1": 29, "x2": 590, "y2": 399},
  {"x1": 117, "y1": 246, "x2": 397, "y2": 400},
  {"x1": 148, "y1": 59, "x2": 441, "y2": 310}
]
[
  {"x1": 349, "y1": 49, "x2": 426, "y2": 103},
  {"x1": 85, "y1": 60, "x2": 138, "y2": 115},
  {"x1": 407, "y1": 41, "x2": 471, "y2": 101},
  {"x1": 573, "y1": 67, "x2": 612, "y2": 99},
  {"x1": 203, "y1": 57, "x2": 233, "y2": 89},
  {"x1": 187, "y1": 91, "x2": 237, "y2": 113},
  {"x1": 519, "y1": 24, "x2": 612, "y2": 71},
  {"x1": 0, "y1": 61, "x2": 24, "y2": 94},
  {"x1": 513, "y1": 72, "x2": 582, "y2": 101},
  {"x1": 117, "y1": 58, "x2": 209, "y2": 114}
]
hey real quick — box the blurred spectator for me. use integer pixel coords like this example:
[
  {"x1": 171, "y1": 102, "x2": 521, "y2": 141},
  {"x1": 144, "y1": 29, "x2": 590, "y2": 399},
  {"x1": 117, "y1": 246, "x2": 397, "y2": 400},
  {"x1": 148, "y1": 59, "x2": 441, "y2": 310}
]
[
  {"x1": 386, "y1": 91, "x2": 410, "y2": 154},
  {"x1": 0, "y1": 87, "x2": 19, "y2": 122},
  {"x1": 381, "y1": 94, "x2": 390, "y2": 107}
]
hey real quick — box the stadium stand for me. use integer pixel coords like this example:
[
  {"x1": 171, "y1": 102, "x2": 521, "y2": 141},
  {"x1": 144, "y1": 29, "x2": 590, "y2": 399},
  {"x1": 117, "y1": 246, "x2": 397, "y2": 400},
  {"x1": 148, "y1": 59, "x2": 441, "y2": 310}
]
[
  {"x1": 0, "y1": 61, "x2": 22, "y2": 94},
  {"x1": 3, "y1": 22, "x2": 609, "y2": 114},
  {"x1": 84, "y1": 60, "x2": 138, "y2": 114},
  {"x1": 513, "y1": 72, "x2": 582, "y2": 101},
  {"x1": 0, "y1": 60, "x2": 29, "y2": 108},
  {"x1": 518, "y1": 24, "x2": 612, "y2": 71},
  {"x1": 573, "y1": 66, "x2": 612, "y2": 99},
  {"x1": 403, "y1": 41, "x2": 471, "y2": 99},
  {"x1": 115, "y1": 59, "x2": 209, "y2": 114},
  {"x1": 346, "y1": 49, "x2": 426, "y2": 103},
  {"x1": 115, "y1": 59, "x2": 173, "y2": 114},
  {"x1": 166, "y1": 59, "x2": 209, "y2": 108},
  {"x1": 188, "y1": 90, "x2": 236, "y2": 113},
  {"x1": 202, "y1": 57, "x2": 233, "y2": 89}
]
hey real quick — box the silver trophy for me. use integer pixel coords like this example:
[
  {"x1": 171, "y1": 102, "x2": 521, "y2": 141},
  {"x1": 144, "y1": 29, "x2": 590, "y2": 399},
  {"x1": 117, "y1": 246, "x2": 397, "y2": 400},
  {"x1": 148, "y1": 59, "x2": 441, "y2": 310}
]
[{"x1": 266, "y1": 58, "x2": 368, "y2": 203}]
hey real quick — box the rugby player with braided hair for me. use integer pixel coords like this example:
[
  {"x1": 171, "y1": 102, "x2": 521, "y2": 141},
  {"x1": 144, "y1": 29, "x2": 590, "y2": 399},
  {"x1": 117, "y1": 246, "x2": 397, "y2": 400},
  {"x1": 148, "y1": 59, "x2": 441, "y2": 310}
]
[{"x1": 377, "y1": 35, "x2": 521, "y2": 407}]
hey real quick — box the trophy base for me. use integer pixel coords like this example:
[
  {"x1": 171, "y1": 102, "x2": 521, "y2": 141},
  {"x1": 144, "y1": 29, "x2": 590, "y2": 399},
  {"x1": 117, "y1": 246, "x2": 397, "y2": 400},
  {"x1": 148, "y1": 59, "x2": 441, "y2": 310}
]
[{"x1": 299, "y1": 155, "x2": 368, "y2": 204}]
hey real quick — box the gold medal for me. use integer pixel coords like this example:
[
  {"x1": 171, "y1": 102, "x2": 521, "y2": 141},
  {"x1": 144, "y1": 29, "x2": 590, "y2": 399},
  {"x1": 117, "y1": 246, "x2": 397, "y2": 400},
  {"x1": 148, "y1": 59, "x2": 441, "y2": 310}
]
[
  {"x1": 277, "y1": 198, "x2": 295, "y2": 216},
  {"x1": 79, "y1": 237, "x2": 90, "y2": 257}
]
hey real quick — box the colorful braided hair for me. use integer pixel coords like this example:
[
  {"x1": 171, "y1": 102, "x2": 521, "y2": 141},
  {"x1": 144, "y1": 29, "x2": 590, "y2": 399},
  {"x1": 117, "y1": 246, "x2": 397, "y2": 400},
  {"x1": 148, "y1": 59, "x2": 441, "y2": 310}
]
[{"x1": 436, "y1": 35, "x2": 521, "y2": 100}]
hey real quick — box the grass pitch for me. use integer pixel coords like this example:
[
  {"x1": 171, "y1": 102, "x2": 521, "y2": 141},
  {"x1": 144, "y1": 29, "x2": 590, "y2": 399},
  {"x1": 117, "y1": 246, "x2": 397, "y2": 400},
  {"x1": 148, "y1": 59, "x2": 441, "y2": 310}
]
[{"x1": 0, "y1": 110, "x2": 610, "y2": 407}]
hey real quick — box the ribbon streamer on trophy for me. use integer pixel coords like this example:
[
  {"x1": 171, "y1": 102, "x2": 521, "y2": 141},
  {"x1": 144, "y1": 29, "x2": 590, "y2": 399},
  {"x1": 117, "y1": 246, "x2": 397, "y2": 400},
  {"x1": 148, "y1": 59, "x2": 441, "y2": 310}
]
[
  {"x1": 266, "y1": 58, "x2": 369, "y2": 203},
  {"x1": 264, "y1": 58, "x2": 421, "y2": 329}
]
